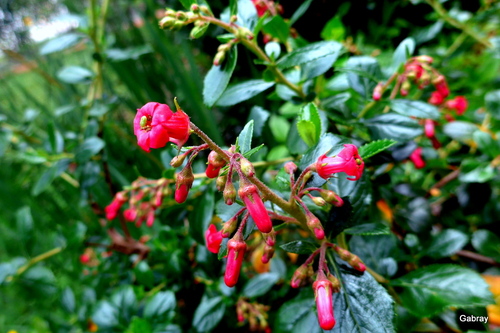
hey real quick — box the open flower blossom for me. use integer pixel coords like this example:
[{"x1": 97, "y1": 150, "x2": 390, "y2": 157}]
[
  {"x1": 205, "y1": 224, "x2": 223, "y2": 254},
  {"x1": 313, "y1": 278, "x2": 336, "y2": 330},
  {"x1": 316, "y1": 144, "x2": 364, "y2": 181},
  {"x1": 445, "y1": 96, "x2": 468, "y2": 115},
  {"x1": 133, "y1": 102, "x2": 190, "y2": 152}
]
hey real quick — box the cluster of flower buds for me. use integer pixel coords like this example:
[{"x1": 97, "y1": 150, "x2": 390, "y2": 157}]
[
  {"x1": 104, "y1": 177, "x2": 170, "y2": 227},
  {"x1": 251, "y1": 0, "x2": 284, "y2": 17},
  {"x1": 214, "y1": 41, "x2": 235, "y2": 66},
  {"x1": 236, "y1": 298, "x2": 271, "y2": 332},
  {"x1": 159, "y1": 4, "x2": 211, "y2": 32}
]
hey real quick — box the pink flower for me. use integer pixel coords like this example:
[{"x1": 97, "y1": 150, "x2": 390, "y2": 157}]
[
  {"x1": 104, "y1": 192, "x2": 127, "y2": 220},
  {"x1": 424, "y1": 119, "x2": 435, "y2": 138},
  {"x1": 133, "y1": 102, "x2": 190, "y2": 152},
  {"x1": 435, "y1": 78, "x2": 449, "y2": 98},
  {"x1": 446, "y1": 96, "x2": 468, "y2": 115},
  {"x1": 428, "y1": 91, "x2": 444, "y2": 105},
  {"x1": 316, "y1": 144, "x2": 364, "y2": 181},
  {"x1": 313, "y1": 279, "x2": 336, "y2": 330},
  {"x1": 224, "y1": 236, "x2": 247, "y2": 287},
  {"x1": 205, "y1": 224, "x2": 223, "y2": 254},
  {"x1": 123, "y1": 208, "x2": 137, "y2": 222},
  {"x1": 251, "y1": 0, "x2": 268, "y2": 17},
  {"x1": 175, "y1": 165, "x2": 194, "y2": 204},
  {"x1": 409, "y1": 147, "x2": 425, "y2": 169},
  {"x1": 238, "y1": 182, "x2": 273, "y2": 233}
]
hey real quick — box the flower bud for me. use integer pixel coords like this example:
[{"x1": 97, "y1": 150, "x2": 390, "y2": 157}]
[
  {"x1": 213, "y1": 51, "x2": 226, "y2": 66},
  {"x1": 170, "y1": 154, "x2": 187, "y2": 168},
  {"x1": 238, "y1": 180, "x2": 273, "y2": 233},
  {"x1": 372, "y1": 82, "x2": 383, "y2": 101},
  {"x1": 175, "y1": 165, "x2": 194, "y2": 203},
  {"x1": 400, "y1": 80, "x2": 411, "y2": 96},
  {"x1": 190, "y1": 4, "x2": 200, "y2": 13},
  {"x1": 415, "y1": 55, "x2": 433, "y2": 64},
  {"x1": 262, "y1": 230, "x2": 276, "y2": 246},
  {"x1": 216, "y1": 174, "x2": 227, "y2": 192},
  {"x1": 311, "y1": 196, "x2": 326, "y2": 207},
  {"x1": 123, "y1": 208, "x2": 137, "y2": 222},
  {"x1": 205, "y1": 224, "x2": 223, "y2": 253},
  {"x1": 223, "y1": 181, "x2": 236, "y2": 205},
  {"x1": 319, "y1": 190, "x2": 343, "y2": 207},
  {"x1": 190, "y1": 24, "x2": 209, "y2": 39},
  {"x1": 326, "y1": 273, "x2": 341, "y2": 293},
  {"x1": 424, "y1": 119, "x2": 435, "y2": 138},
  {"x1": 230, "y1": 15, "x2": 238, "y2": 23},
  {"x1": 291, "y1": 264, "x2": 309, "y2": 288},
  {"x1": 335, "y1": 247, "x2": 366, "y2": 272},
  {"x1": 240, "y1": 157, "x2": 255, "y2": 177},
  {"x1": 159, "y1": 16, "x2": 175, "y2": 29},
  {"x1": 221, "y1": 215, "x2": 238, "y2": 238},
  {"x1": 306, "y1": 213, "x2": 325, "y2": 240},
  {"x1": 284, "y1": 161, "x2": 297, "y2": 174},
  {"x1": 224, "y1": 235, "x2": 247, "y2": 287},
  {"x1": 208, "y1": 150, "x2": 227, "y2": 168},
  {"x1": 261, "y1": 244, "x2": 275, "y2": 264},
  {"x1": 313, "y1": 278, "x2": 336, "y2": 330},
  {"x1": 409, "y1": 147, "x2": 425, "y2": 169},
  {"x1": 146, "y1": 210, "x2": 155, "y2": 227},
  {"x1": 205, "y1": 164, "x2": 222, "y2": 179},
  {"x1": 105, "y1": 191, "x2": 128, "y2": 220}
]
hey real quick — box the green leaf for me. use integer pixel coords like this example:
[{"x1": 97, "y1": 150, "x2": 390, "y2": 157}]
[
  {"x1": 236, "y1": 0, "x2": 258, "y2": 30},
  {"x1": 92, "y1": 301, "x2": 119, "y2": 329},
  {"x1": 20, "y1": 266, "x2": 57, "y2": 296},
  {"x1": 249, "y1": 106, "x2": 270, "y2": 137},
  {"x1": 473, "y1": 130, "x2": 500, "y2": 158},
  {"x1": 280, "y1": 240, "x2": 318, "y2": 254},
  {"x1": 321, "y1": 16, "x2": 345, "y2": 41},
  {"x1": 390, "y1": 99, "x2": 440, "y2": 120},
  {"x1": 274, "y1": 290, "x2": 322, "y2": 333},
  {"x1": 485, "y1": 89, "x2": 500, "y2": 119},
  {"x1": 0, "y1": 128, "x2": 12, "y2": 157},
  {"x1": 111, "y1": 285, "x2": 137, "y2": 321},
  {"x1": 57, "y1": 66, "x2": 94, "y2": 84},
  {"x1": 237, "y1": 120, "x2": 254, "y2": 154},
  {"x1": 366, "y1": 113, "x2": 423, "y2": 141},
  {"x1": 75, "y1": 137, "x2": 105, "y2": 163},
  {"x1": 190, "y1": 185, "x2": 215, "y2": 244},
  {"x1": 330, "y1": 266, "x2": 395, "y2": 333},
  {"x1": 424, "y1": 229, "x2": 469, "y2": 259},
  {"x1": 229, "y1": 0, "x2": 238, "y2": 16},
  {"x1": 178, "y1": 0, "x2": 197, "y2": 10},
  {"x1": 203, "y1": 46, "x2": 238, "y2": 107},
  {"x1": 289, "y1": 0, "x2": 313, "y2": 25},
  {"x1": 286, "y1": 117, "x2": 309, "y2": 154},
  {"x1": 277, "y1": 41, "x2": 343, "y2": 70},
  {"x1": 263, "y1": 16, "x2": 289, "y2": 42},
  {"x1": 349, "y1": 234, "x2": 400, "y2": 278},
  {"x1": 134, "y1": 261, "x2": 154, "y2": 288},
  {"x1": 301, "y1": 52, "x2": 338, "y2": 81},
  {"x1": 16, "y1": 206, "x2": 33, "y2": 241},
  {"x1": 61, "y1": 287, "x2": 76, "y2": 313},
  {"x1": 413, "y1": 21, "x2": 444, "y2": 44},
  {"x1": 192, "y1": 296, "x2": 226, "y2": 332},
  {"x1": 143, "y1": 291, "x2": 176, "y2": 319},
  {"x1": 242, "y1": 272, "x2": 280, "y2": 298},
  {"x1": 345, "y1": 56, "x2": 382, "y2": 98},
  {"x1": 106, "y1": 45, "x2": 153, "y2": 61},
  {"x1": 126, "y1": 317, "x2": 153, "y2": 333},
  {"x1": 216, "y1": 80, "x2": 275, "y2": 106},
  {"x1": 265, "y1": 42, "x2": 281, "y2": 59},
  {"x1": 32, "y1": 159, "x2": 70, "y2": 196},
  {"x1": 297, "y1": 103, "x2": 322, "y2": 147},
  {"x1": 344, "y1": 222, "x2": 390, "y2": 236},
  {"x1": 459, "y1": 159, "x2": 495, "y2": 183},
  {"x1": 40, "y1": 33, "x2": 83, "y2": 55},
  {"x1": 391, "y1": 264, "x2": 495, "y2": 317},
  {"x1": 243, "y1": 144, "x2": 265, "y2": 159},
  {"x1": 269, "y1": 115, "x2": 290, "y2": 143},
  {"x1": 391, "y1": 37, "x2": 415, "y2": 71},
  {"x1": 471, "y1": 230, "x2": 500, "y2": 261},
  {"x1": 358, "y1": 139, "x2": 397, "y2": 159},
  {"x1": 443, "y1": 121, "x2": 478, "y2": 142}
]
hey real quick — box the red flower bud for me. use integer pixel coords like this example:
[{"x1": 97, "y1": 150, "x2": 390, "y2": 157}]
[
  {"x1": 104, "y1": 191, "x2": 127, "y2": 220},
  {"x1": 80, "y1": 254, "x2": 90, "y2": 264},
  {"x1": 123, "y1": 208, "x2": 137, "y2": 222},
  {"x1": 313, "y1": 279, "x2": 336, "y2": 330},
  {"x1": 434, "y1": 76, "x2": 449, "y2": 98},
  {"x1": 315, "y1": 144, "x2": 364, "y2": 181},
  {"x1": 409, "y1": 147, "x2": 425, "y2": 169},
  {"x1": 205, "y1": 163, "x2": 222, "y2": 179},
  {"x1": 261, "y1": 244, "x2": 275, "y2": 264},
  {"x1": 146, "y1": 210, "x2": 155, "y2": 227},
  {"x1": 319, "y1": 190, "x2": 344, "y2": 207},
  {"x1": 224, "y1": 235, "x2": 247, "y2": 287},
  {"x1": 223, "y1": 181, "x2": 236, "y2": 205},
  {"x1": 445, "y1": 96, "x2": 468, "y2": 115},
  {"x1": 205, "y1": 224, "x2": 223, "y2": 254},
  {"x1": 175, "y1": 165, "x2": 194, "y2": 203},
  {"x1": 284, "y1": 161, "x2": 297, "y2": 174},
  {"x1": 238, "y1": 181, "x2": 273, "y2": 233},
  {"x1": 208, "y1": 150, "x2": 226, "y2": 168},
  {"x1": 240, "y1": 157, "x2": 255, "y2": 177},
  {"x1": 291, "y1": 264, "x2": 309, "y2": 288},
  {"x1": 372, "y1": 82, "x2": 383, "y2": 101},
  {"x1": 424, "y1": 119, "x2": 435, "y2": 138}
]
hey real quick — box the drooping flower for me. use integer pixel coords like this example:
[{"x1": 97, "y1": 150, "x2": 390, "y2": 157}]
[
  {"x1": 446, "y1": 96, "x2": 468, "y2": 115},
  {"x1": 224, "y1": 235, "x2": 247, "y2": 287},
  {"x1": 175, "y1": 165, "x2": 194, "y2": 204},
  {"x1": 133, "y1": 102, "x2": 190, "y2": 152},
  {"x1": 238, "y1": 181, "x2": 273, "y2": 233},
  {"x1": 313, "y1": 278, "x2": 336, "y2": 330},
  {"x1": 315, "y1": 144, "x2": 364, "y2": 181},
  {"x1": 105, "y1": 191, "x2": 127, "y2": 220},
  {"x1": 205, "y1": 224, "x2": 223, "y2": 254},
  {"x1": 428, "y1": 91, "x2": 445, "y2": 105},
  {"x1": 409, "y1": 147, "x2": 425, "y2": 169},
  {"x1": 205, "y1": 150, "x2": 226, "y2": 179}
]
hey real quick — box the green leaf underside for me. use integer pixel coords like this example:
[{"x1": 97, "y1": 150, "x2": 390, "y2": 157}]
[
  {"x1": 192, "y1": 296, "x2": 226, "y2": 332},
  {"x1": 238, "y1": 120, "x2": 254, "y2": 154},
  {"x1": 358, "y1": 139, "x2": 397, "y2": 159},
  {"x1": 242, "y1": 272, "x2": 280, "y2": 298},
  {"x1": 391, "y1": 264, "x2": 494, "y2": 317},
  {"x1": 203, "y1": 46, "x2": 238, "y2": 107},
  {"x1": 297, "y1": 103, "x2": 322, "y2": 147},
  {"x1": 366, "y1": 113, "x2": 423, "y2": 141}
]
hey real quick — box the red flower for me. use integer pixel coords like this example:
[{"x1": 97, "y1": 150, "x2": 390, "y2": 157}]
[
  {"x1": 224, "y1": 236, "x2": 247, "y2": 287},
  {"x1": 205, "y1": 224, "x2": 223, "y2": 254},
  {"x1": 238, "y1": 182, "x2": 273, "y2": 233},
  {"x1": 105, "y1": 191, "x2": 127, "y2": 220},
  {"x1": 313, "y1": 279, "x2": 336, "y2": 330},
  {"x1": 446, "y1": 96, "x2": 468, "y2": 115},
  {"x1": 205, "y1": 150, "x2": 226, "y2": 179},
  {"x1": 133, "y1": 102, "x2": 190, "y2": 152},
  {"x1": 251, "y1": 0, "x2": 268, "y2": 17},
  {"x1": 316, "y1": 144, "x2": 364, "y2": 181},
  {"x1": 435, "y1": 78, "x2": 449, "y2": 98},
  {"x1": 409, "y1": 147, "x2": 425, "y2": 169},
  {"x1": 428, "y1": 91, "x2": 444, "y2": 105},
  {"x1": 424, "y1": 119, "x2": 435, "y2": 138},
  {"x1": 123, "y1": 208, "x2": 137, "y2": 222},
  {"x1": 175, "y1": 165, "x2": 194, "y2": 204}
]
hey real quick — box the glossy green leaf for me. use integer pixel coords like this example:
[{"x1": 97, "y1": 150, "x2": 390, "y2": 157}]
[
  {"x1": 301, "y1": 52, "x2": 338, "y2": 81},
  {"x1": 321, "y1": 16, "x2": 345, "y2": 41},
  {"x1": 297, "y1": 103, "x2": 322, "y2": 147},
  {"x1": 134, "y1": 261, "x2": 154, "y2": 288},
  {"x1": 286, "y1": 117, "x2": 310, "y2": 154},
  {"x1": 178, "y1": 0, "x2": 197, "y2": 10},
  {"x1": 424, "y1": 229, "x2": 469, "y2": 259},
  {"x1": 203, "y1": 46, "x2": 238, "y2": 107},
  {"x1": 390, "y1": 99, "x2": 440, "y2": 120},
  {"x1": 413, "y1": 21, "x2": 444, "y2": 44},
  {"x1": 57, "y1": 66, "x2": 94, "y2": 84},
  {"x1": 143, "y1": 291, "x2": 176, "y2": 319},
  {"x1": 269, "y1": 115, "x2": 290, "y2": 143},
  {"x1": 249, "y1": 106, "x2": 270, "y2": 136},
  {"x1": 40, "y1": 33, "x2": 83, "y2": 55},
  {"x1": 471, "y1": 230, "x2": 500, "y2": 261},
  {"x1": 242, "y1": 272, "x2": 280, "y2": 298},
  {"x1": 443, "y1": 121, "x2": 478, "y2": 141},
  {"x1": 345, "y1": 56, "x2": 382, "y2": 98},
  {"x1": 20, "y1": 266, "x2": 57, "y2": 296},
  {"x1": 328, "y1": 172, "x2": 372, "y2": 223},
  {"x1": 289, "y1": 0, "x2": 313, "y2": 25},
  {"x1": 485, "y1": 89, "x2": 500, "y2": 119},
  {"x1": 277, "y1": 41, "x2": 343, "y2": 70},
  {"x1": 350, "y1": 234, "x2": 400, "y2": 278},
  {"x1": 16, "y1": 206, "x2": 33, "y2": 240},
  {"x1": 61, "y1": 287, "x2": 76, "y2": 313},
  {"x1": 111, "y1": 285, "x2": 137, "y2": 321},
  {"x1": 358, "y1": 139, "x2": 397, "y2": 159},
  {"x1": 106, "y1": 45, "x2": 153, "y2": 61},
  {"x1": 75, "y1": 137, "x2": 105, "y2": 163},
  {"x1": 344, "y1": 222, "x2": 390, "y2": 236},
  {"x1": 263, "y1": 16, "x2": 289, "y2": 42},
  {"x1": 280, "y1": 240, "x2": 318, "y2": 254},
  {"x1": 274, "y1": 290, "x2": 322, "y2": 333},
  {"x1": 92, "y1": 301, "x2": 119, "y2": 329},
  {"x1": 391, "y1": 37, "x2": 415, "y2": 70},
  {"x1": 473, "y1": 130, "x2": 500, "y2": 158},
  {"x1": 459, "y1": 159, "x2": 495, "y2": 183},
  {"x1": 192, "y1": 296, "x2": 226, "y2": 332},
  {"x1": 32, "y1": 159, "x2": 70, "y2": 196},
  {"x1": 0, "y1": 128, "x2": 12, "y2": 157},
  {"x1": 366, "y1": 113, "x2": 423, "y2": 141},
  {"x1": 216, "y1": 80, "x2": 275, "y2": 106},
  {"x1": 237, "y1": 120, "x2": 254, "y2": 154},
  {"x1": 126, "y1": 317, "x2": 153, "y2": 333},
  {"x1": 391, "y1": 264, "x2": 494, "y2": 317}
]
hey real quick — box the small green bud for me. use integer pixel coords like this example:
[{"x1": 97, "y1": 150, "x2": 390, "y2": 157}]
[{"x1": 190, "y1": 4, "x2": 200, "y2": 13}]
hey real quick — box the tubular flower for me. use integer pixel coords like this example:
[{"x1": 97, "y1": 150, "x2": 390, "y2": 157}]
[
  {"x1": 446, "y1": 96, "x2": 468, "y2": 115},
  {"x1": 409, "y1": 147, "x2": 425, "y2": 169},
  {"x1": 105, "y1": 191, "x2": 127, "y2": 220},
  {"x1": 224, "y1": 235, "x2": 247, "y2": 287},
  {"x1": 205, "y1": 224, "x2": 223, "y2": 254},
  {"x1": 206, "y1": 150, "x2": 227, "y2": 179},
  {"x1": 428, "y1": 91, "x2": 445, "y2": 105},
  {"x1": 133, "y1": 102, "x2": 190, "y2": 152},
  {"x1": 313, "y1": 278, "x2": 336, "y2": 330},
  {"x1": 316, "y1": 144, "x2": 364, "y2": 181},
  {"x1": 238, "y1": 182, "x2": 273, "y2": 233}
]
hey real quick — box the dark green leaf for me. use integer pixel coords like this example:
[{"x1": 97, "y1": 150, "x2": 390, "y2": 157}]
[
  {"x1": 349, "y1": 234, "x2": 400, "y2": 278},
  {"x1": 269, "y1": 115, "x2": 290, "y2": 143},
  {"x1": 40, "y1": 33, "x2": 83, "y2": 55},
  {"x1": 92, "y1": 301, "x2": 119, "y2": 329},
  {"x1": 413, "y1": 21, "x2": 444, "y2": 44},
  {"x1": 249, "y1": 106, "x2": 270, "y2": 137},
  {"x1": 0, "y1": 128, "x2": 12, "y2": 157},
  {"x1": 328, "y1": 172, "x2": 372, "y2": 223},
  {"x1": 216, "y1": 80, "x2": 275, "y2": 106},
  {"x1": 237, "y1": 120, "x2": 254, "y2": 154},
  {"x1": 344, "y1": 223, "x2": 390, "y2": 236},
  {"x1": 178, "y1": 0, "x2": 196, "y2": 10},
  {"x1": 366, "y1": 113, "x2": 423, "y2": 141},
  {"x1": 32, "y1": 159, "x2": 70, "y2": 196},
  {"x1": 111, "y1": 286, "x2": 137, "y2": 321},
  {"x1": 391, "y1": 264, "x2": 494, "y2": 317},
  {"x1": 280, "y1": 240, "x2": 318, "y2": 254},
  {"x1": 61, "y1": 287, "x2": 76, "y2": 313},
  {"x1": 236, "y1": 0, "x2": 258, "y2": 30},
  {"x1": 471, "y1": 230, "x2": 500, "y2": 261},
  {"x1": 485, "y1": 89, "x2": 500, "y2": 119},
  {"x1": 203, "y1": 46, "x2": 238, "y2": 107},
  {"x1": 286, "y1": 117, "x2": 309, "y2": 154},
  {"x1": 20, "y1": 266, "x2": 57, "y2": 295},
  {"x1": 277, "y1": 41, "x2": 343, "y2": 70},
  {"x1": 297, "y1": 103, "x2": 322, "y2": 147},
  {"x1": 459, "y1": 159, "x2": 495, "y2": 183},
  {"x1": 57, "y1": 66, "x2": 94, "y2": 84},
  {"x1": 242, "y1": 272, "x2": 280, "y2": 298},
  {"x1": 274, "y1": 290, "x2": 322, "y2": 333},
  {"x1": 106, "y1": 45, "x2": 153, "y2": 61},
  {"x1": 16, "y1": 206, "x2": 33, "y2": 240},
  {"x1": 126, "y1": 317, "x2": 153, "y2": 333},
  {"x1": 391, "y1": 37, "x2": 415, "y2": 71},
  {"x1": 390, "y1": 99, "x2": 440, "y2": 120},
  {"x1": 75, "y1": 137, "x2": 105, "y2": 163},
  {"x1": 263, "y1": 16, "x2": 289, "y2": 42},
  {"x1": 424, "y1": 229, "x2": 469, "y2": 259},
  {"x1": 344, "y1": 56, "x2": 382, "y2": 98},
  {"x1": 143, "y1": 291, "x2": 176, "y2": 319},
  {"x1": 473, "y1": 130, "x2": 500, "y2": 158},
  {"x1": 358, "y1": 139, "x2": 397, "y2": 159},
  {"x1": 192, "y1": 296, "x2": 226, "y2": 332},
  {"x1": 134, "y1": 261, "x2": 154, "y2": 288},
  {"x1": 289, "y1": 0, "x2": 313, "y2": 25},
  {"x1": 190, "y1": 185, "x2": 215, "y2": 244},
  {"x1": 229, "y1": 0, "x2": 238, "y2": 16},
  {"x1": 443, "y1": 121, "x2": 478, "y2": 142},
  {"x1": 301, "y1": 53, "x2": 338, "y2": 81}
]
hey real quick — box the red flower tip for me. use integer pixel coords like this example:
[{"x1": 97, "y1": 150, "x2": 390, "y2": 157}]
[
  {"x1": 205, "y1": 163, "x2": 221, "y2": 179},
  {"x1": 104, "y1": 193, "x2": 127, "y2": 220},
  {"x1": 313, "y1": 279, "x2": 336, "y2": 330},
  {"x1": 238, "y1": 183, "x2": 273, "y2": 233},
  {"x1": 205, "y1": 224, "x2": 223, "y2": 254},
  {"x1": 409, "y1": 147, "x2": 425, "y2": 169},
  {"x1": 355, "y1": 262, "x2": 366, "y2": 272},
  {"x1": 316, "y1": 144, "x2": 364, "y2": 181},
  {"x1": 224, "y1": 236, "x2": 247, "y2": 287},
  {"x1": 175, "y1": 183, "x2": 190, "y2": 203},
  {"x1": 175, "y1": 166, "x2": 194, "y2": 203}
]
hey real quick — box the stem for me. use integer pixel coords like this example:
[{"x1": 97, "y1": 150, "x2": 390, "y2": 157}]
[
  {"x1": 356, "y1": 72, "x2": 399, "y2": 119},
  {"x1": 15, "y1": 247, "x2": 63, "y2": 277},
  {"x1": 366, "y1": 266, "x2": 389, "y2": 284},
  {"x1": 457, "y1": 250, "x2": 500, "y2": 267}
]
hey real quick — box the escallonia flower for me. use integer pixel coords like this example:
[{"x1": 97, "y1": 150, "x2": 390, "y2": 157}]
[
  {"x1": 133, "y1": 102, "x2": 190, "y2": 153},
  {"x1": 445, "y1": 96, "x2": 468, "y2": 115},
  {"x1": 105, "y1": 191, "x2": 127, "y2": 220},
  {"x1": 205, "y1": 150, "x2": 227, "y2": 179},
  {"x1": 224, "y1": 234, "x2": 247, "y2": 287},
  {"x1": 205, "y1": 224, "x2": 223, "y2": 254},
  {"x1": 409, "y1": 147, "x2": 425, "y2": 169},
  {"x1": 238, "y1": 180, "x2": 273, "y2": 233},
  {"x1": 315, "y1": 144, "x2": 364, "y2": 181},
  {"x1": 313, "y1": 274, "x2": 336, "y2": 330},
  {"x1": 175, "y1": 164, "x2": 194, "y2": 204}
]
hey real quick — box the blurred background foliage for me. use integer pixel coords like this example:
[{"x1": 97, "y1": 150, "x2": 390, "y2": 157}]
[{"x1": 0, "y1": 0, "x2": 499, "y2": 332}]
